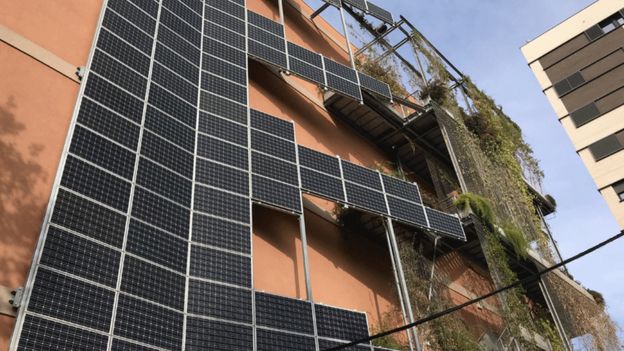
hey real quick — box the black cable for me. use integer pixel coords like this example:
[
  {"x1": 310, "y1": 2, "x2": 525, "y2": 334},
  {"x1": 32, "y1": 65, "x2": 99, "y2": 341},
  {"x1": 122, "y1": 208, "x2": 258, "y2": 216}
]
[{"x1": 323, "y1": 231, "x2": 624, "y2": 351}]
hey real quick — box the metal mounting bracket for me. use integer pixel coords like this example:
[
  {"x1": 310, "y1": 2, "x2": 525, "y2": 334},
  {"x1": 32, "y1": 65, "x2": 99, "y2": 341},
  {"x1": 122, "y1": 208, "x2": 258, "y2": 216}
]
[{"x1": 76, "y1": 66, "x2": 86, "y2": 80}]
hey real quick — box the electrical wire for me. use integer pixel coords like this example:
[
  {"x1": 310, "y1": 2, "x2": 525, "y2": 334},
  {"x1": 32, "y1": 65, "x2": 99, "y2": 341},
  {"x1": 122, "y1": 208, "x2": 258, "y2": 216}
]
[{"x1": 323, "y1": 231, "x2": 624, "y2": 350}]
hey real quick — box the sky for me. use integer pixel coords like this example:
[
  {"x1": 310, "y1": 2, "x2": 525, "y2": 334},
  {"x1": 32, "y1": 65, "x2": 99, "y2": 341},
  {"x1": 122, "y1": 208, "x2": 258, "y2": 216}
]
[{"x1": 306, "y1": 0, "x2": 624, "y2": 340}]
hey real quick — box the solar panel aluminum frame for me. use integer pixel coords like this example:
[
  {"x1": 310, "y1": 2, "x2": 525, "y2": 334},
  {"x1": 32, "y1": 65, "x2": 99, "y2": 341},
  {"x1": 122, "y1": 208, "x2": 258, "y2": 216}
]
[{"x1": 9, "y1": 0, "x2": 120, "y2": 348}]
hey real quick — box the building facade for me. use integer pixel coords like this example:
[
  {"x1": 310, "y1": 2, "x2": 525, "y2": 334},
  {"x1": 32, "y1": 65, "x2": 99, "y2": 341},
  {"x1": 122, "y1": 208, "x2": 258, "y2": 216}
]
[
  {"x1": 0, "y1": 0, "x2": 606, "y2": 350},
  {"x1": 522, "y1": 0, "x2": 624, "y2": 228}
]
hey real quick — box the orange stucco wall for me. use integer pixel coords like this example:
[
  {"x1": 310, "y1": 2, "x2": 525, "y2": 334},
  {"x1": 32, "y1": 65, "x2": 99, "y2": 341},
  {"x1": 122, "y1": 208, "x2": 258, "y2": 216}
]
[{"x1": 0, "y1": 0, "x2": 102, "y2": 348}]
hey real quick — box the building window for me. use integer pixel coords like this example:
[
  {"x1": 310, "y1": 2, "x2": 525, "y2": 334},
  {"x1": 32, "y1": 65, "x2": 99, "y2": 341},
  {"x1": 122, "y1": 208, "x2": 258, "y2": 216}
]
[
  {"x1": 588, "y1": 130, "x2": 624, "y2": 161},
  {"x1": 570, "y1": 102, "x2": 600, "y2": 127},
  {"x1": 612, "y1": 180, "x2": 624, "y2": 202},
  {"x1": 584, "y1": 10, "x2": 624, "y2": 41},
  {"x1": 553, "y1": 71, "x2": 585, "y2": 96}
]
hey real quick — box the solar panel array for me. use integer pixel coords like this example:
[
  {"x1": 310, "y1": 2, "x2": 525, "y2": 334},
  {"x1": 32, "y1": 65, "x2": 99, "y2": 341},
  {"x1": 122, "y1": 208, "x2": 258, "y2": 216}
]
[
  {"x1": 11, "y1": 0, "x2": 456, "y2": 350},
  {"x1": 322, "y1": 0, "x2": 394, "y2": 24}
]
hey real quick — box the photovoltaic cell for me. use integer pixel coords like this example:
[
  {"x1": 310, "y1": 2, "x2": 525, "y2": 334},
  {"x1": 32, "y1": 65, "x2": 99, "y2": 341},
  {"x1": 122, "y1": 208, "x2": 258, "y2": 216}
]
[
  {"x1": 199, "y1": 112, "x2": 247, "y2": 146},
  {"x1": 188, "y1": 279, "x2": 252, "y2": 322},
  {"x1": 112, "y1": 339, "x2": 159, "y2": 351},
  {"x1": 205, "y1": 0, "x2": 245, "y2": 19},
  {"x1": 18, "y1": 315, "x2": 109, "y2": 351},
  {"x1": 424, "y1": 207, "x2": 466, "y2": 240},
  {"x1": 202, "y1": 54, "x2": 247, "y2": 85},
  {"x1": 341, "y1": 160, "x2": 382, "y2": 190},
  {"x1": 287, "y1": 42, "x2": 323, "y2": 67},
  {"x1": 318, "y1": 339, "x2": 373, "y2": 351},
  {"x1": 251, "y1": 129, "x2": 296, "y2": 162},
  {"x1": 249, "y1": 24, "x2": 286, "y2": 51},
  {"x1": 366, "y1": 1, "x2": 394, "y2": 24},
  {"x1": 70, "y1": 126, "x2": 136, "y2": 180},
  {"x1": 289, "y1": 57, "x2": 326, "y2": 85},
  {"x1": 91, "y1": 50, "x2": 148, "y2": 98},
  {"x1": 140, "y1": 131, "x2": 194, "y2": 178},
  {"x1": 381, "y1": 175, "x2": 421, "y2": 204},
  {"x1": 40, "y1": 226, "x2": 120, "y2": 287},
  {"x1": 155, "y1": 43, "x2": 200, "y2": 83},
  {"x1": 136, "y1": 157, "x2": 192, "y2": 206},
  {"x1": 205, "y1": 6, "x2": 246, "y2": 34},
  {"x1": 102, "y1": 10, "x2": 154, "y2": 55},
  {"x1": 190, "y1": 244, "x2": 251, "y2": 287},
  {"x1": 148, "y1": 84, "x2": 197, "y2": 128},
  {"x1": 297, "y1": 146, "x2": 341, "y2": 176},
  {"x1": 186, "y1": 317, "x2": 253, "y2": 351},
  {"x1": 96, "y1": 29, "x2": 151, "y2": 76},
  {"x1": 128, "y1": 0, "x2": 159, "y2": 17},
  {"x1": 126, "y1": 219, "x2": 188, "y2": 273},
  {"x1": 252, "y1": 152, "x2": 299, "y2": 186},
  {"x1": 343, "y1": 0, "x2": 367, "y2": 11},
  {"x1": 131, "y1": 187, "x2": 190, "y2": 238},
  {"x1": 300, "y1": 167, "x2": 345, "y2": 202},
  {"x1": 326, "y1": 73, "x2": 363, "y2": 101},
  {"x1": 191, "y1": 213, "x2": 251, "y2": 254},
  {"x1": 151, "y1": 63, "x2": 198, "y2": 105},
  {"x1": 194, "y1": 185, "x2": 250, "y2": 223},
  {"x1": 144, "y1": 106, "x2": 195, "y2": 152},
  {"x1": 195, "y1": 158, "x2": 249, "y2": 195},
  {"x1": 52, "y1": 189, "x2": 126, "y2": 248},
  {"x1": 257, "y1": 329, "x2": 316, "y2": 351},
  {"x1": 200, "y1": 91, "x2": 248, "y2": 125},
  {"x1": 316, "y1": 304, "x2": 370, "y2": 341},
  {"x1": 250, "y1": 109, "x2": 294, "y2": 140},
  {"x1": 157, "y1": 25, "x2": 201, "y2": 65},
  {"x1": 358, "y1": 72, "x2": 392, "y2": 99},
  {"x1": 121, "y1": 256, "x2": 185, "y2": 310},
  {"x1": 203, "y1": 37, "x2": 247, "y2": 67},
  {"x1": 160, "y1": 8, "x2": 201, "y2": 46},
  {"x1": 252, "y1": 175, "x2": 302, "y2": 213},
  {"x1": 29, "y1": 268, "x2": 115, "y2": 331},
  {"x1": 386, "y1": 196, "x2": 428, "y2": 227},
  {"x1": 108, "y1": 0, "x2": 157, "y2": 34},
  {"x1": 204, "y1": 20, "x2": 245, "y2": 50},
  {"x1": 114, "y1": 294, "x2": 183, "y2": 351},
  {"x1": 162, "y1": 0, "x2": 202, "y2": 30},
  {"x1": 197, "y1": 134, "x2": 248, "y2": 170},
  {"x1": 61, "y1": 155, "x2": 132, "y2": 212},
  {"x1": 78, "y1": 98, "x2": 141, "y2": 151},
  {"x1": 344, "y1": 182, "x2": 388, "y2": 215},
  {"x1": 247, "y1": 11, "x2": 284, "y2": 37},
  {"x1": 202, "y1": 72, "x2": 247, "y2": 104},
  {"x1": 323, "y1": 57, "x2": 358, "y2": 82},
  {"x1": 255, "y1": 292, "x2": 314, "y2": 334},
  {"x1": 84, "y1": 73, "x2": 144, "y2": 123},
  {"x1": 248, "y1": 39, "x2": 288, "y2": 68}
]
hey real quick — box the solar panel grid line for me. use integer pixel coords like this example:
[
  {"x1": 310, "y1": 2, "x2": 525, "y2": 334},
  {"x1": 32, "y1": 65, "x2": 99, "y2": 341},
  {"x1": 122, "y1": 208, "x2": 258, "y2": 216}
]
[
  {"x1": 162, "y1": 0, "x2": 202, "y2": 30},
  {"x1": 251, "y1": 174, "x2": 302, "y2": 213},
  {"x1": 106, "y1": 7, "x2": 156, "y2": 40},
  {"x1": 288, "y1": 56, "x2": 327, "y2": 86},
  {"x1": 96, "y1": 28, "x2": 152, "y2": 76},
  {"x1": 248, "y1": 23, "x2": 287, "y2": 52},
  {"x1": 19, "y1": 314, "x2": 110, "y2": 350},
  {"x1": 248, "y1": 38, "x2": 288, "y2": 69},
  {"x1": 287, "y1": 42, "x2": 323, "y2": 68},
  {"x1": 247, "y1": 10, "x2": 285, "y2": 37},
  {"x1": 84, "y1": 73, "x2": 145, "y2": 122},
  {"x1": 111, "y1": 336, "x2": 167, "y2": 351},
  {"x1": 325, "y1": 72, "x2": 363, "y2": 101},
  {"x1": 365, "y1": 1, "x2": 394, "y2": 24},
  {"x1": 205, "y1": 4, "x2": 246, "y2": 34},
  {"x1": 159, "y1": 8, "x2": 201, "y2": 46},
  {"x1": 205, "y1": 0, "x2": 246, "y2": 19},
  {"x1": 77, "y1": 99, "x2": 141, "y2": 151},
  {"x1": 343, "y1": 0, "x2": 368, "y2": 11},
  {"x1": 191, "y1": 239, "x2": 253, "y2": 259},
  {"x1": 249, "y1": 109, "x2": 295, "y2": 140},
  {"x1": 204, "y1": 20, "x2": 246, "y2": 50},
  {"x1": 201, "y1": 53, "x2": 247, "y2": 84},
  {"x1": 144, "y1": 106, "x2": 196, "y2": 152},
  {"x1": 157, "y1": 25, "x2": 201, "y2": 64},
  {"x1": 154, "y1": 43, "x2": 200, "y2": 83},
  {"x1": 108, "y1": 0, "x2": 158, "y2": 34}
]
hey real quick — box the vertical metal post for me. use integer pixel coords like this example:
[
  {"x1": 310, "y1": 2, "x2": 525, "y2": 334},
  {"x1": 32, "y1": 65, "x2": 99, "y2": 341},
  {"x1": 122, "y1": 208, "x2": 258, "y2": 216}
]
[
  {"x1": 338, "y1": 4, "x2": 356, "y2": 70},
  {"x1": 427, "y1": 236, "x2": 440, "y2": 302},
  {"x1": 384, "y1": 218, "x2": 423, "y2": 351},
  {"x1": 298, "y1": 214, "x2": 319, "y2": 350},
  {"x1": 538, "y1": 278, "x2": 573, "y2": 351},
  {"x1": 384, "y1": 230, "x2": 416, "y2": 351},
  {"x1": 277, "y1": 0, "x2": 290, "y2": 72},
  {"x1": 537, "y1": 207, "x2": 568, "y2": 274}
]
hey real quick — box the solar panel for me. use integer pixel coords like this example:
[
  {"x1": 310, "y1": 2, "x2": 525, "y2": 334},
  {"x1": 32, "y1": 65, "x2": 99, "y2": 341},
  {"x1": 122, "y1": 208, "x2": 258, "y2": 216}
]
[
  {"x1": 250, "y1": 109, "x2": 295, "y2": 140},
  {"x1": 144, "y1": 106, "x2": 195, "y2": 152},
  {"x1": 358, "y1": 72, "x2": 392, "y2": 100},
  {"x1": 300, "y1": 167, "x2": 345, "y2": 202},
  {"x1": 126, "y1": 219, "x2": 188, "y2": 273},
  {"x1": 187, "y1": 279, "x2": 252, "y2": 323},
  {"x1": 289, "y1": 57, "x2": 326, "y2": 85},
  {"x1": 160, "y1": 8, "x2": 201, "y2": 46},
  {"x1": 78, "y1": 99, "x2": 141, "y2": 151},
  {"x1": 205, "y1": 6, "x2": 246, "y2": 34},
  {"x1": 344, "y1": 181, "x2": 388, "y2": 215},
  {"x1": 341, "y1": 160, "x2": 382, "y2": 190},
  {"x1": 18, "y1": 315, "x2": 109, "y2": 350},
  {"x1": 257, "y1": 329, "x2": 316, "y2": 351},
  {"x1": 323, "y1": 57, "x2": 358, "y2": 82},
  {"x1": 386, "y1": 195, "x2": 428, "y2": 227},
  {"x1": 191, "y1": 213, "x2": 251, "y2": 254},
  {"x1": 197, "y1": 134, "x2": 248, "y2": 170},
  {"x1": 366, "y1": 1, "x2": 394, "y2": 24},
  {"x1": 326, "y1": 73, "x2": 363, "y2": 100},
  {"x1": 343, "y1": 0, "x2": 368, "y2": 11},
  {"x1": 247, "y1": 11, "x2": 284, "y2": 37},
  {"x1": 322, "y1": 0, "x2": 341, "y2": 8},
  {"x1": 255, "y1": 292, "x2": 315, "y2": 334},
  {"x1": 381, "y1": 174, "x2": 421, "y2": 204},
  {"x1": 136, "y1": 157, "x2": 193, "y2": 206},
  {"x1": 287, "y1": 42, "x2": 323, "y2": 67},
  {"x1": 249, "y1": 24, "x2": 286, "y2": 52},
  {"x1": 157, "y1": 25, "x2": 201, "y2": 65},
  {"x1": 131, "y1": 187, "x2": 191, "y2": 238},
  {"x1": 252, "y1": 175, "x2": 302, "y2": 213},
  {"x1": 111, "y1": 338, "x2": 159, "y2": 351},
  {"x1": 189, "y1": 244, "x2": 251, "y2": 287},
  {"x1": 248, "y1": 39, "x2": 288, "y2": 69},
  {"x1": 205, "y1": 0, "x2": 245, "y2": 19},
  {"x1": 201, "y1": 72, "x2": 247, "y2": 104},
  {"x1": 298, "y1": 145, "x2": 341, "y2": 176},
  {"x1": 425, "y1": 207, "x2": 466, "y2": 240},
  {"x1": 195, "y1": 158, "x2": 249, "y2": 195},
  {"x1": 315, "y1": 304, "x2": 370, "y2": 341},
  {"x1": 199, "y1": 91, "x2": 248, "y2": 125},
  {"x1": 252, "y1": 152, "x2": 299, "y2": 186},
  {"x1": 151, "y1": 63, "x2": 198, "y2": 105},
  {"x1": 120, "y1": 255, "x2": 185, "y2": 310},
  {"x1": 186, "y1": 317, "x2": 253, "y2": 351},
  {"x1": 202, "y1": 54, "x2": 247, "y2": 85},
  {"x1": 204, "y1": 21, "x2": 246, "y2": 50},
  {"x1": 203, "y1": 37, "x2": 246, "y2": 67},
  {"x1": 319, "y1": 339, "x2": 373, "y2": 351},
  {"x1": 162, "y1": 0, "x2": 202, "y2": 30},
  {"x1": 251, "y1": 129, "x2": 297, "y2": 162},
  {"x1": 194, "y1": 185, "x2": 250, "y2": 223}
]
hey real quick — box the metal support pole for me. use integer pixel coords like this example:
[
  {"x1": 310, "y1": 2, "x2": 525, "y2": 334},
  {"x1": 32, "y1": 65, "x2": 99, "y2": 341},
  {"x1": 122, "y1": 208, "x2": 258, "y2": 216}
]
[
  {"x1": 310, "y1": 3, "x2": 330, "y2": 20},
  {"x1": 384, "y1": 229, "x2": 416, "y2": 351},
  {"x1": 298, "y1": 214, "x2": 320, "y2": 350},
  {"x1": 384, "y1": 218, "x2": 423, "y2": 351},
  {"x1": 538, "y1": 278, "x2": 573, "y2": 351},
  {"x1": 537, "y1": 207, "x2": 569, "y2": 274},
  {"x1": 338, "y1": 4, "x2": 356, "y2": 70},
  {"x1": 373, "y1": 37, "x2": 410, "y2": 64}
]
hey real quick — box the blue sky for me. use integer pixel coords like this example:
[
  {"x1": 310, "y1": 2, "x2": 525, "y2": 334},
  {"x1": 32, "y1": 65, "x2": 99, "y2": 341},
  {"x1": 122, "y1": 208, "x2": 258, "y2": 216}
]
[{"x1": 307, "y1": 0, "x2": 624, "y2": 337}]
